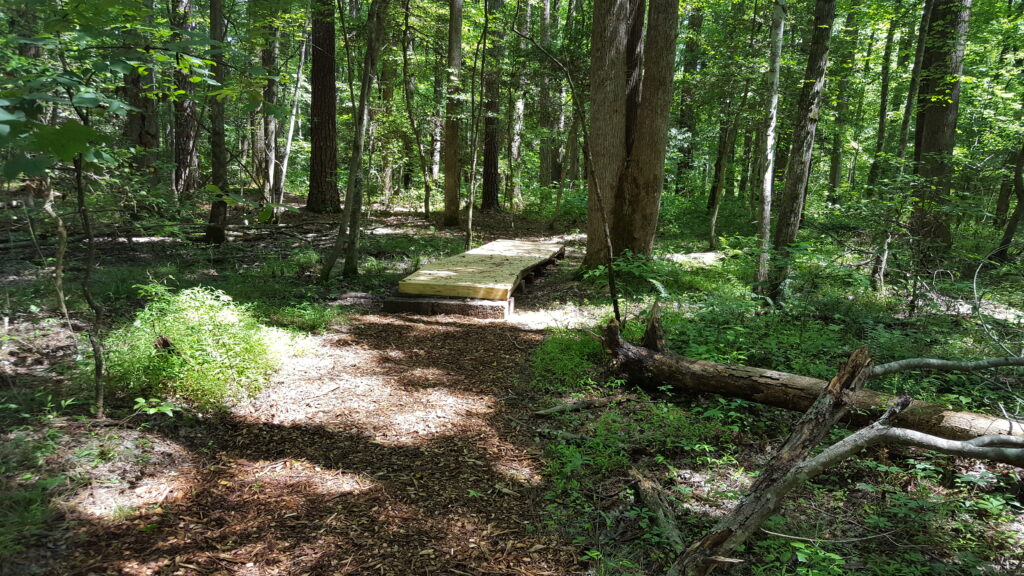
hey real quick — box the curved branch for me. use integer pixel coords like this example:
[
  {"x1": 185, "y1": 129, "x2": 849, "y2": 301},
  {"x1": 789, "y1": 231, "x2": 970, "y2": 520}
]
[{"x1": 871, "y1": 356, "x2": 1024, "y2": 377}]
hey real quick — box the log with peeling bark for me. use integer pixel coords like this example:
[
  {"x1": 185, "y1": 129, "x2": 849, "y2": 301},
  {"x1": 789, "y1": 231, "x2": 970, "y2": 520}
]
[
  {"x1": 670, "y1": 347, "x2": 874, "y2": 576},
  {"x1": 602, "y1": 322, "x2": 1023, "y2": 441}
]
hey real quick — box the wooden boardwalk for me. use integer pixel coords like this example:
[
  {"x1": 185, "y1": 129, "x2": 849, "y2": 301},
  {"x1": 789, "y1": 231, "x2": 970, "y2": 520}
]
[{"x1": 385, "y1": 239, "x2": 564, "y2": 318}]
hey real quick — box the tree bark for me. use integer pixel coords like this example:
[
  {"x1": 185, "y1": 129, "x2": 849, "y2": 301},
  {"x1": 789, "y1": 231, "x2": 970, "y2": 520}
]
[
  {"x1": 909, "y1": 0, "x2": 971, "y2": 264},
  {"x1": 538, "y1": 0, "x2": 555, "y2": 194},
  {"x1": 583, "y1": 0, "x2": 679, "y2": 268},
  {"x1": 443, "y1": 0, "x2": 463, "y2": 227},
  {"x1": 307, "y1": 0, "x2": 341, "y2": 213},
  {"x1": 866, "y1": 16, "x2": 898, "y2": 188},
  {"x1": 204, "y1": 0, "x2": 229, "y2": 244},
  {"x1": 481, "y1": 0, "x2": 504, "y2": 212},
  {"x1": 671, "y1": 347, "x2": 874, "y2": 576},
  {"x1": 754, "y1": 0, "x2": 785, "y2": 294},
  {"x1": 170, "y1": 0, "x2": 199, "y2": 204},
  {"x1": 767, "y1": 0, "x2": 837, "y2": 303},
  {"x1": 602, "y1": 324, "x2": 1023, "y2": 441},
  {"x1": 321, "y1": 0, "x2": 390, "y2": 281}
]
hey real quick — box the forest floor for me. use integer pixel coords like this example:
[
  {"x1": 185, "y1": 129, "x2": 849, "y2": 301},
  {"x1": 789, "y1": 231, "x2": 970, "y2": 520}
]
[
  {"x1": 0, "y1": 210, "x2": 607, "y2": 576},
  {"x1": 2, "y1": 205, "x2": 1023, "y2": 575}
]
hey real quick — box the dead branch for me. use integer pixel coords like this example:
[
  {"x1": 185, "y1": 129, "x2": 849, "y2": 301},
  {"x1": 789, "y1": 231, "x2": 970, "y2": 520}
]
[
  {"x1": 628, "y1": 468, "x2": 685, "y2": 552},
  {"x1": 871, "y1": 356, "x2": 1024, "y2": 377}
]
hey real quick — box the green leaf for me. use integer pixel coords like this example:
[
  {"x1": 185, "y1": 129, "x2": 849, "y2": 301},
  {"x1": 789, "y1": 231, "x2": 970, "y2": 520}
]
[
  {"x1": 71, "y1": 92, "x2": 102, "y2": 107},
  {"x1": 31, "y1": 121, "x2": 103, "y2": 162},
  {"x1": 0, "y1": 107, "x2": 25, "y2": 122},
  {"x1": 2, "y1": 153, "x2": 53, "y2": 179}
]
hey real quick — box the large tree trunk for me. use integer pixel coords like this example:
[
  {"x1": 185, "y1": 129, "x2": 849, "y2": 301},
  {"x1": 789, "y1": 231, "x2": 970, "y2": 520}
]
[
  {"x1": 442, "y1": 0, "x2": 463, "y2": 227},
  {"x1": 583, "y1": 0, "x2": 679, "y2": 268},
  {"x1": 754, "y1": 0, "x2": 786, "y2": 293},
  {"x1": 307, "y1": 0, "x2": 341, "y2": 214},
  {"x1": 481, "y1": 0, "x2": 504, "y2": 212},
  {"x1": 909, "y1": 0, "x2": 971, "y2": 264},
  {"x1": 171, "y1": 0, "x2": 199, "y2": 205},
  {"x1": 204, "y1": 0, "x2": 229, "y2": 244},
  {"x1": 603, "y1": 322, "x2": 1024, "y2": 442},
  {"x1": 766, "y1": 0, "x2": 837, "y2": 302}
]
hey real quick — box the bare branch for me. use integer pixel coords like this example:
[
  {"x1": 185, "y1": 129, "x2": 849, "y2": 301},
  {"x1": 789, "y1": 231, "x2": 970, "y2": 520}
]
[{"x1": 871, "y1": 356, "x2": 1024, "y2": 377}]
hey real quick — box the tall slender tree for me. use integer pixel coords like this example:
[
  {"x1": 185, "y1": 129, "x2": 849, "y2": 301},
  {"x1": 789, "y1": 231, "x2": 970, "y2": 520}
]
[
  {"x1": 204, "y1": 0, "x2": 229, "y2": 244},
  {"x1": 481, "y1": 0, "x2": 504, "y2": 212},
  {"x1": 767, "y1": 0, "x2": 837, "y2": 302},
  {"x1": 443, "y1": 0, "x2": 464, "y2": 227},
  {"x1": 755, "y1": 0, "x2": 787, "y2": 293},
  {"x1": 170, "y1": 0, "x2": 199, "y2": 204},
  {"x1": 307, "y1": 0, "x2": 341, "y2": 213}
]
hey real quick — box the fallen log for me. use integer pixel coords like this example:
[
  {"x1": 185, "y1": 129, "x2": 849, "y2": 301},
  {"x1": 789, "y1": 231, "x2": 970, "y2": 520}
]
[
  {"x1": 602, "y1": 322, "x2": 1023, "y2": 441},
  {"x1": 671, "y1": 347, "x2": 875, "y2": 576}
]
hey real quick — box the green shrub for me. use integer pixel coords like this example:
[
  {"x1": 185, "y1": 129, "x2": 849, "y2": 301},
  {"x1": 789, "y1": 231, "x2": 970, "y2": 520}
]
[
  {"x1": 531, "y1": 330, "x2": 604, "y2": 391},
  {"x1": 102, "y1": 285, "x2": 283, "y2": 411}
]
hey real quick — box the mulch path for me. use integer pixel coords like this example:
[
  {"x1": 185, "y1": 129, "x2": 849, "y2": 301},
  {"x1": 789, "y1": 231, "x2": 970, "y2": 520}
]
[{"x1": 59, "y1": 314, "x2": 588, "y2": 576}]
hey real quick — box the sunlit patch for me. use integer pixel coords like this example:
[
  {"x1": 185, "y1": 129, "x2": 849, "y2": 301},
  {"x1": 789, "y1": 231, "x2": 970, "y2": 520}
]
[{"x1": 230, "y1": 458, "x2": 376, "y2": 497}]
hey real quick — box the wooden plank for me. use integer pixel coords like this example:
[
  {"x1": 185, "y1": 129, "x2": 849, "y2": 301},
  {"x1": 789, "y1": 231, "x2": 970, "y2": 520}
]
[
  {"x1": 383, "y1": 295, "x2": 513, "y2": 319},
  {"x1": 398, "y1": 240, "x2": 564, "y2": 301}
]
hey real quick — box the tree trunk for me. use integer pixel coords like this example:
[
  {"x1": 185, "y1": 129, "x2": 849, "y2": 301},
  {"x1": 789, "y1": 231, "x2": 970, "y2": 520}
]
[
  {"x1": 754, "y1": 0, "x2": 786, "y2": 293},
  {"x1": 443, "y1": 0, "x2": 463, "y2": 227},
  {"x1": 767, "y1": 0, "x2": 837, "y2": 303},
  {"x1": 706, "y1": 102, "x2": 737, "y2": 250},
  {"x1": 992, "y1": 141, "x2": 1024, "y2": 263},
  {"x1": 171, "y1": 0, "x2": 199, "y2": 205},
  {"x1": 262, "y1": 22, "x2": 281, "y2": 204},
  {"x1": 481, "y1": 0, "x2": 504, "y2": 212},
  {"x1": 204, "y1": 0, "x2": 229, "y2": 244},
  {"x1": 277, "y1": 34, "x2": 310, "y2": 208},
  {"x1": 867, "y1": 16, "x2": 897, "y2": 188},
  {"x1": 826, "y1": 5, "x2": 860, "y2": 201},
  {"x1": 307, "y1": 0, "x2": 341, "y2": 213},
  {"x1": 538, "y1": 0, "x2": 555, "y2": 195},
  {"x1": 322, "y1": 0, "x2": 390, "y2": 281},
  {"x1": 401, "y1": 0, "x2": 434, "y2": 218},
  {"x1": 602, "y1": 323, "x2": 1024, "y2": 442},
  {"x1": 583, "y1": 0, "x2": 679, "y2": 268},
  {"x1": 507, "y1": 1, "x2": 529, "y2": 207},
  {"x1": 896, "y1": 0, "x2": 934, "y2": 167},
  {"x1": 909, "y1": 0, "x2": 971, "y2": 264},
  {"x1": 674, "y1": 9, "x2": 704, "y2": 190}
]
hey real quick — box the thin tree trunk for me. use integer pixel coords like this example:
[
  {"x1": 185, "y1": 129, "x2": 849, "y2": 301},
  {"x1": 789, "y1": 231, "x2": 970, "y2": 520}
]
[
  {"x1": 307, "y1": 0, "x2": 341, "y2": 213},
  {"x1": 992, "y1": 141, "x2": 1024, "y2": 263},
  {"x1": 277, "y1": 34, "x2": 310, "y2": 208},
  {"x1": 171, "y1": 0, "x2": 199, "y2": 204},
  {"x1": 205, "y1": 0, "x2": 229, "y2": 244},
  {"x1": 401, "y1": 0, "x2": 434, "y2": 218},
  {"x1": 442, "y1": 0, "x2": 464, "y2": 227},
  {"x1": 896, "y1": 0, "x2": 934, "y2": 167},
  {"x1": 262, "y1": 25, "x2": 281, "y2": 204},
  {"x1": 755, "y1": 0, "x2": 786, "y2": 294},
  {"x1": 322, "y1": 0, "x2": 389, "y2": 280},
  {"x1": 767, "y1": 0, "x2": 837, "y2": 303},
  {"x1": 827, "y1": 6, "x2": 860, "y2": 201},
  {"x1": 538, "y1": 0, "x2": 555, "y2": 194},
  {"x1": 867, "y1": 16, "x2": 898, "y2": 188},
  {"x1": 507, "y1": 1, "x2": 529, "y2": 207},
  {"x1": 674, "y1": 9, "x2": 704, "y2": 189}
]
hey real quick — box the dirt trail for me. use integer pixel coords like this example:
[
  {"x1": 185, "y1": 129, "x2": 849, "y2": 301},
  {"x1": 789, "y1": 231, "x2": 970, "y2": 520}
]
[{"x1": 60, "y1": 314, "x2": 586, "y2": 576}]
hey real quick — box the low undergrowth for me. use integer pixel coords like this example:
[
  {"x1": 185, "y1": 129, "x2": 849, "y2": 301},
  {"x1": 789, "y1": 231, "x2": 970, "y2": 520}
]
[{"x1": 532, "y1": 251, "x2": 1024, "y2": 575}]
